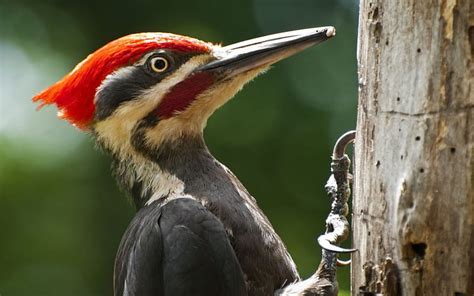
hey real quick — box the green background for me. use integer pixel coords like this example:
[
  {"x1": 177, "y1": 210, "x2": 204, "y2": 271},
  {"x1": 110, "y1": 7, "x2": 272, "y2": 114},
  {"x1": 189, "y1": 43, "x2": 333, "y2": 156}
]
[{"x1": 0, "y1": 0, "x2": 357, "y2": 294}]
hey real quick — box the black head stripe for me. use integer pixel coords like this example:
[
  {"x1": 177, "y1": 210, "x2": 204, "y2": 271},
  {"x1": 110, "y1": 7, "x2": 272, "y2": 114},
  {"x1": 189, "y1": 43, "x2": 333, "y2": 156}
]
[
  {"x1": 130, "y1": 112, "x2": 161, "y2": 158},
  {"x1": 94, "y1": 51, "x2": 195, "y2": 121},
  {"x1": 95, "y1": 67, "x2": 160, "y2": 121}
]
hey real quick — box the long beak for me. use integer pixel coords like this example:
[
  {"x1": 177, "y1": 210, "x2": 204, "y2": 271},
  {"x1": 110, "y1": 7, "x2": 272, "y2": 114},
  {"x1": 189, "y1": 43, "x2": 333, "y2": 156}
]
[{"x1": 197, "y1": 27, "x2": 336, "y2": 78}]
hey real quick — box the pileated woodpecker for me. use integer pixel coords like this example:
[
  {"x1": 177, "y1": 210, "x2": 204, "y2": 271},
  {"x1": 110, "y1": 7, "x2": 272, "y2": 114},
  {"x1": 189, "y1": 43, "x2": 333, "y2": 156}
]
[{"x1": 34, "y1": 27, "x2": 336, "y2": 295}]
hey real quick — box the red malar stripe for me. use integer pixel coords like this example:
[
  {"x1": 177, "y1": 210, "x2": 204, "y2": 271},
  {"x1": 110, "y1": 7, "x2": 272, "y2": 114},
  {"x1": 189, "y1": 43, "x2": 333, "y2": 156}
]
[{"x1": 156, "y1": 72, "x2": 215, "y2": 119}]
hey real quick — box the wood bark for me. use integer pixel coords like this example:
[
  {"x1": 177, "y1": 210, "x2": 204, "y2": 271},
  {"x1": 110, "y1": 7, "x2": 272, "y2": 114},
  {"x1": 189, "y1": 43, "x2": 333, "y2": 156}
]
[{"x1": 352, "y1": 0, "x2": 473, "y2": 295}]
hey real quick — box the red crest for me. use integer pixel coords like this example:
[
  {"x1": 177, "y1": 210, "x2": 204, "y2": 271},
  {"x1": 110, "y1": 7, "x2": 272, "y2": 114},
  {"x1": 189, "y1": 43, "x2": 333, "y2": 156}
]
[{"x1": 33, "y1": 33, "x2": 212, "y2": 129}]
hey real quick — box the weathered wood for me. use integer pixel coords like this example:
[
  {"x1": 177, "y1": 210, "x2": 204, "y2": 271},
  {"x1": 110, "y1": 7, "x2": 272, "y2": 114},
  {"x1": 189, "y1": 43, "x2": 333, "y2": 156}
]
[{"x1": 352, "y1": 0, "x2": 473, "y2": 295}]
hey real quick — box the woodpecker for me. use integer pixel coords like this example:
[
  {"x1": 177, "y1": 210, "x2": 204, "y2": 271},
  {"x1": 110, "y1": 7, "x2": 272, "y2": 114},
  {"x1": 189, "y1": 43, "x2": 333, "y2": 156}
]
[{"x1": 34, "y1": 27, "x2": 336, "y2": 296}]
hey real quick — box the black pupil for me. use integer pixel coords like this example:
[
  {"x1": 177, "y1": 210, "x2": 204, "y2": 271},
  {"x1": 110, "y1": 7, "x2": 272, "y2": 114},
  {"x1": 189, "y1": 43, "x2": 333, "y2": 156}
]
[{"x1": 153, "y1": 58, "x2": 166, "y2": 71}]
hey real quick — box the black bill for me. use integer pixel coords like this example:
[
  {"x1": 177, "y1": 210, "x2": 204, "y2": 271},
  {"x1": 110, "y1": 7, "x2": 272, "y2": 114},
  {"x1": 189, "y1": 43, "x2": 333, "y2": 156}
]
[{"x1": 197, "y1": 27, "x2": 336, "y2": 78}]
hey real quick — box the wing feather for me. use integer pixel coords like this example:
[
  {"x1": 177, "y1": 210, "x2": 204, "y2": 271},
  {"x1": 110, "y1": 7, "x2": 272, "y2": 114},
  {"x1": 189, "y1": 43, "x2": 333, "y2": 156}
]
[{"x1": 114, "y1": 198, "x2": 247, "y2": 296}]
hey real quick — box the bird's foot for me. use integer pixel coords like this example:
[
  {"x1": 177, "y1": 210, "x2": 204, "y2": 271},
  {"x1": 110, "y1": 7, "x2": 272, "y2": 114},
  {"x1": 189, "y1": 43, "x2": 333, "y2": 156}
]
[
  {"x1": 318, "y1": 130, "x2": 356, "y2": 254},
  {"x1": 276, "y1": 131, "x2": 357, "y2": 296},
  {"x1": 316, "y1": 130, "x2": 356, "y2": 293}
]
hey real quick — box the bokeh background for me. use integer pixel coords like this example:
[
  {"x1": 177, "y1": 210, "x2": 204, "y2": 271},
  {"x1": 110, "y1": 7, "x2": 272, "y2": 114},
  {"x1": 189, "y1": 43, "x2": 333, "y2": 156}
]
[{"x1": 0, "y1": 0, "x2": 358, "y2": 295}]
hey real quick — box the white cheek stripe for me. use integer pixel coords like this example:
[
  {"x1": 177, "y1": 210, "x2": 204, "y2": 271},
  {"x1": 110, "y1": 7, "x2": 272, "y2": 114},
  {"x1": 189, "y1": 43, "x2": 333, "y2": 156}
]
[
  {"x1": 94, "y1": 55, "x2": 210, "y2": 161},
  {"x1": 94, "y1": 55, "x2": 211, "y2": 204}
]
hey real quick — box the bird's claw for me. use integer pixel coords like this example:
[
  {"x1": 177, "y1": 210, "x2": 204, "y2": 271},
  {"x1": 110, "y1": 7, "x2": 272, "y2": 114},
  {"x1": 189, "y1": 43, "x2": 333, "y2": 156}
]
[
  {"x1": 317, "y1": 130, "x2": 356, "y2": 264},
  {"x1": 336, "y1": 258, "x2": 352, "y2": 267},
  {"x1": 317, "y1": 235, "x2": 357, "y2": 253},
  {"x1": 332, "y1": 130, "x2": 356, "y2": 159},
  {"x1": 311, "y1": 130, "x2": 356, "y2": 294}
]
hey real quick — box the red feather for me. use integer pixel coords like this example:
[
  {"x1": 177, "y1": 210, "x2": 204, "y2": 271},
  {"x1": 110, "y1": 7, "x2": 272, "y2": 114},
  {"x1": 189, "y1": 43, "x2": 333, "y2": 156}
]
[
  {"x1": 157, "y1": 72, "x2": 215, "y2": 119},
  {"x1": 33, "y1": 33, "x2": 212, "y2": 130}
]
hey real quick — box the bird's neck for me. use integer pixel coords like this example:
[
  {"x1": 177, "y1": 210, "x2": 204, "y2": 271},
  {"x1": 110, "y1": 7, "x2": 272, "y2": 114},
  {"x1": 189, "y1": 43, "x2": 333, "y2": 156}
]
[{"x1": 111, "y1": 134, "x2": 223, "y2": 209}]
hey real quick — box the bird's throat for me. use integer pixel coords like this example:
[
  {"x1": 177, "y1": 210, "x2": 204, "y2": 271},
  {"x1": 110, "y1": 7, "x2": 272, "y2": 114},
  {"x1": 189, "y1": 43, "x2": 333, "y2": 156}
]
[{"x1": 111, "y1": 134, "x2": 215, "y2": 209}]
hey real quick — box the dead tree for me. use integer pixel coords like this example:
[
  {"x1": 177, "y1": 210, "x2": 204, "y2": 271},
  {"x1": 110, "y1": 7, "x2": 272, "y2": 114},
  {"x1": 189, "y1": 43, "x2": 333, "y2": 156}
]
[{"x1": 352, "y1": 0, "x2": 473, "y2": 295}]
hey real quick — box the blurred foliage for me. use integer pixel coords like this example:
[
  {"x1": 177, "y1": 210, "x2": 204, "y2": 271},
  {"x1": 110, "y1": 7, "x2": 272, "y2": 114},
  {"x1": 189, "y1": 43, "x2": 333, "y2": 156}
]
[{"x1": 0, "y1": 0, "x2": 358, "y2": 294}]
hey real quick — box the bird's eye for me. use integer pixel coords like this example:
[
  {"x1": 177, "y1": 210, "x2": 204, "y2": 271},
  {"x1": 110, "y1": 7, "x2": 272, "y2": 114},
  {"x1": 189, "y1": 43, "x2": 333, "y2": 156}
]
[{"x1": 149, "y1": 56, "x2": 169, "y2": 73}]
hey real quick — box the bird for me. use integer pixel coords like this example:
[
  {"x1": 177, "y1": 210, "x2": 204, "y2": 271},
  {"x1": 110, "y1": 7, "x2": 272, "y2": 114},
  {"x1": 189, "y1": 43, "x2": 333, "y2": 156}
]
[{"x1": 33, "y1": 27, "x2": 336, "y2": 296}]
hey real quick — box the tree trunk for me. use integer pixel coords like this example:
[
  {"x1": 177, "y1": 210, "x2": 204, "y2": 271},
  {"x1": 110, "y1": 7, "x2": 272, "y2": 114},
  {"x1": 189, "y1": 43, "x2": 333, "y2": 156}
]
[{"x1": 352, "y1": 0, "x2": 473, "y2": 295}]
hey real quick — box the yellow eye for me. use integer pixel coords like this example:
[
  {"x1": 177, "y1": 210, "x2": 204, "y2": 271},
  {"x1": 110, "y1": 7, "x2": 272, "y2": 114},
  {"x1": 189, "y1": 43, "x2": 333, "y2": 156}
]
[{"x1": 150, "y1": 56, "x2": 169, "y2": 73}]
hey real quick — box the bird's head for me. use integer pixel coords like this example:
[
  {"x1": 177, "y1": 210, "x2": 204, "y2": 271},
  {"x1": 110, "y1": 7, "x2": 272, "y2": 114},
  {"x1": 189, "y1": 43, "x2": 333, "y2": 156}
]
[{"x1": 34, "y1": 27, "x2": 335, "y2": 159}]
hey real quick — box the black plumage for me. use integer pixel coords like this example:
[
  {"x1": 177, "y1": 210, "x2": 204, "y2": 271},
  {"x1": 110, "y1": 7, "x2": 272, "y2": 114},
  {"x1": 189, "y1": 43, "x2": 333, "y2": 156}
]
[
  {"x1": 114, "y1": 198, "x2": 247, "y2": 296},
  {"x1": 111, "y1": 135, "x2": 299, "y2": 296}
]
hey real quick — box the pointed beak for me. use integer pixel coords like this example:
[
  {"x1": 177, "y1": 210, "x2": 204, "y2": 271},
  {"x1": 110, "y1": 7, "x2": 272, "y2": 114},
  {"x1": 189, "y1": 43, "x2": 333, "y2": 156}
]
[{"x1": 197, "y1": 27, "x2": 336, "y2": 78}]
